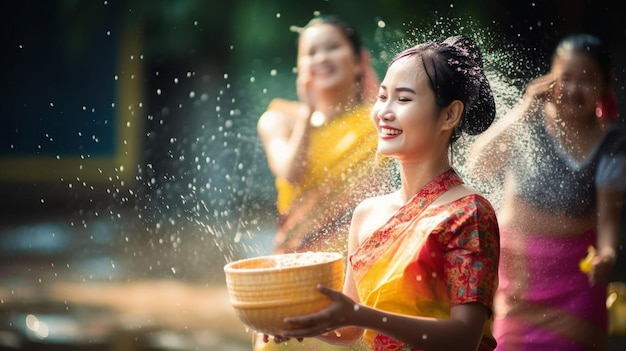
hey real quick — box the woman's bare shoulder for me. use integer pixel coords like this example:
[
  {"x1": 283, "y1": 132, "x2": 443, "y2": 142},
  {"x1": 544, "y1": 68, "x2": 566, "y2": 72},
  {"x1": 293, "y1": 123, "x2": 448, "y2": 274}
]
[
  {"x1": 265, "y1": 98, "x2": 304, "y2": 119},
  {"x1": 351, "y1": 192, "x2": 400, "y2": 245},
  {"x1": 258, "y1": 99, "x2": 301, "y2": 134},
  {"x1": 353, "y1": 192, "x2": 399, "y2": 224}
]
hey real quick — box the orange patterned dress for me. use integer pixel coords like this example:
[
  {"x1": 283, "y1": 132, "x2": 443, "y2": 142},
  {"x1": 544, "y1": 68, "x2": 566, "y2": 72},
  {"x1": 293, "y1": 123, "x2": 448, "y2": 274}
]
[{"x1": 351, "y1": 169, "x2": 500, "y2": 351}]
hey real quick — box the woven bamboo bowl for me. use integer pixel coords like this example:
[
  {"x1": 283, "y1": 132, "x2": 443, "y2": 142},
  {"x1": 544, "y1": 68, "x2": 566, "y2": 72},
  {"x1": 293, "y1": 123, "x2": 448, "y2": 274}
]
[{"x1": 223, "y1": 252, "x2": 344, "y2": 335}]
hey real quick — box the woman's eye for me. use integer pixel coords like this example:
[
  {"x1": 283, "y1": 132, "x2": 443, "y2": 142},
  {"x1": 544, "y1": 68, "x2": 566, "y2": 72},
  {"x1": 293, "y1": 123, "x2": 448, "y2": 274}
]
[
  {"x1": 377, "y1": 94, "x2": 387, "y2": 101},
  {"x1": 398, "y1": 96, "x2": 411, "y2": 102},
  {"x1": 327, "y1": 43, "x2": 341, "y2": 51}
]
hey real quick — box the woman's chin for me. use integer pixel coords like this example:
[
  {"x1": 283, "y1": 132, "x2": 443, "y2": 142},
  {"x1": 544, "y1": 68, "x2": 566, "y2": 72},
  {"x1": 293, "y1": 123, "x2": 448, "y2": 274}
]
[{"x1": 376, "y1": 147, "x2": 396, "y2": 158}]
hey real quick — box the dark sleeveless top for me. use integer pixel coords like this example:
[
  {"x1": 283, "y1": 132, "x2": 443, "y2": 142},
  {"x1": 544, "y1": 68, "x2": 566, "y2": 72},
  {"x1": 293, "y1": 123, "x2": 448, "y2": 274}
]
[{"x1": 509, "y1": 118, "x2": 626, "y2": 218}]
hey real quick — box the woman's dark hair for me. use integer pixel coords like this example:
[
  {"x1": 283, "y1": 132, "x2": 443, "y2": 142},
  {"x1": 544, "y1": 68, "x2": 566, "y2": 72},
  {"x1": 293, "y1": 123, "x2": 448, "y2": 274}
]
[
  {"x1": 290, "y1": 15, "x2": 363, "y2": 57},
  {"x1": 392, "y1": 35, "x2": 496, "y2": 144},
  {"x1": 554, "y1": 34, "x2": 613, "y2": 86},
  {"x1": 301, "y1": 15, "x2": 363, "y2": 58}
]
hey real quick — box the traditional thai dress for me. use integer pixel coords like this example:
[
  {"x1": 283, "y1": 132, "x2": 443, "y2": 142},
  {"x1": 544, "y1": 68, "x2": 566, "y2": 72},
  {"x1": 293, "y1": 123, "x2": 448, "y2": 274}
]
[
  {"x1": 351, "y1": 169, "x2": 500, "y2": 351},
  {"x1": 492, "y1": 119, "x2": 626, "y2": 351},
  {"x1": 253, "y1": 99, "x2": 393, "y2": 351},
  {"x1": 270, "y1": 98, "x2": 394, "y2": 256}
]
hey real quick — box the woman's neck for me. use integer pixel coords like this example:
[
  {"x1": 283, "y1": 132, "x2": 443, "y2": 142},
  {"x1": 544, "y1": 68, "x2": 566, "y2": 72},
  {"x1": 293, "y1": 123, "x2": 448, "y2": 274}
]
[
  {"x1": 397, "y1": 158, "x2": 451, "y2": 204},
  {"x1": 545, "y1": 110, "x2": 604, "y2": 162}
]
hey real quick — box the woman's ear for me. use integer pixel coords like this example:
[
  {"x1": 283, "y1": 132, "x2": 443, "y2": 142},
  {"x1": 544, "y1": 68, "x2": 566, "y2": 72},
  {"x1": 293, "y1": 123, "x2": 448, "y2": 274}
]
[{"x1": 441, "y1": 100, "x2": 464, "y2": 131}]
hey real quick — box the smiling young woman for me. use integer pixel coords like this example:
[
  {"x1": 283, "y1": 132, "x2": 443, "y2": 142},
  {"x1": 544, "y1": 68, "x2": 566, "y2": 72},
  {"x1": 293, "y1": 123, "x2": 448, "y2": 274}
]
[{"x1": 268, "y1": 35, "x2": 501, "y2": 351}]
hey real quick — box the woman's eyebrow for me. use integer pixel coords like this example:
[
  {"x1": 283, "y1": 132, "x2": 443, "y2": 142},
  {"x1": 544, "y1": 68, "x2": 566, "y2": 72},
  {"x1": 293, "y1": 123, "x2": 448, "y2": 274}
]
[{"x1": 396, "y1": 87, "x2": 416, "y2": 94}]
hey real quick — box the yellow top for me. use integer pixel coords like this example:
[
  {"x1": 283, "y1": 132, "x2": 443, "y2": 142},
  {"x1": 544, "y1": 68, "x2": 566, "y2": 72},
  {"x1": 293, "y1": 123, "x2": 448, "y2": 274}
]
[{"x1": 275, "y1": 103, "x2": 380, "y2": 213}]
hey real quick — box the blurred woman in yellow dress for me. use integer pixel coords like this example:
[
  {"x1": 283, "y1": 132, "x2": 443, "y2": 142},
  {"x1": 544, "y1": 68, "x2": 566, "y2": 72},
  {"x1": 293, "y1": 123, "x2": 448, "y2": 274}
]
[{"x1": 257, "y1": 15, "x2": 393, "y2": 256}]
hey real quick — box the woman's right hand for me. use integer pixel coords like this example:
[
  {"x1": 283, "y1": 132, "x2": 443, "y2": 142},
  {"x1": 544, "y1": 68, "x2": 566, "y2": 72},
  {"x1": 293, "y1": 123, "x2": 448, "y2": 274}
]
[
  {"x1": 517, "y1": 73, "x2": 555, "y2": 122},
  {"x1": 296, "y1": 58, "x2": 317, "y2": 110},
  {"x1": 523, "y1": 74, "x2": 554, "y2": 103}
]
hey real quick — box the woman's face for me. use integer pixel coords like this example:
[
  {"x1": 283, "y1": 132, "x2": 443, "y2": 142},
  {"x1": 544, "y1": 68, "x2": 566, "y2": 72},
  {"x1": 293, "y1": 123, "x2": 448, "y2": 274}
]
[
  {"x1": 297, "y1": 24, "x2": 360, "y2": 93},
  {"x1": 550, "y1": 50, "x2": 605, "y2": 121},
  {"x1": 371, "y1": 56, "x2": 443, "y2": 161}
]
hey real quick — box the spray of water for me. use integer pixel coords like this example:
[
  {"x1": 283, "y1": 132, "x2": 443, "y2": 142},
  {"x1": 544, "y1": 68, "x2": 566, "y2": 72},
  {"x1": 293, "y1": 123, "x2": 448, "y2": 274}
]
[{"x1": 365, "y1": 13, "x2": 533, "y2": 209}]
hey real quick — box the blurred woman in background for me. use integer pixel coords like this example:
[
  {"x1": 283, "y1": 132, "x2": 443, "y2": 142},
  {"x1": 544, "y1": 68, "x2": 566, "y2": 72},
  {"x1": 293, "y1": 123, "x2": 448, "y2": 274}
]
[
  {"x1": 257, "y1": 15, "x2": 393, "y2": 257},
  {"x1": 468, "y1": 33, "x2": 626, "y2": 350}
]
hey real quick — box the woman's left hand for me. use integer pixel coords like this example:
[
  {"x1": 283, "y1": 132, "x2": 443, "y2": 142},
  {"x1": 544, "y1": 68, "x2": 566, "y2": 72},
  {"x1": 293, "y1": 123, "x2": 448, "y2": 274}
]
[
  {"x1": 589, "y1": 251, "x2": 616, "y2": 286},
  {"x1": 279, "y1": 284, "x2": 357, "y2": 338}
]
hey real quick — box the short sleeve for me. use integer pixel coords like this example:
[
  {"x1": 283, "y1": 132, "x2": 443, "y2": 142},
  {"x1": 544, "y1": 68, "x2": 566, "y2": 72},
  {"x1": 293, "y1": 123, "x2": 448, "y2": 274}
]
[
  {"x1": 596, "y1": 127, "x2": 626, "y2": 191},
  {"x1": 441, "y1": 195, "x2": 500, "y2": 311}
]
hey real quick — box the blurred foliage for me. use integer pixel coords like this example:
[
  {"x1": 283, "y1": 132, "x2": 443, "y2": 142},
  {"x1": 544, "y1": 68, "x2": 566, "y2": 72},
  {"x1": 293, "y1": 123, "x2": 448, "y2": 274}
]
[
  {"x1": 54, "y1": 0, "x2": 496, "y2": 69},
  {"x1": 58, "y1": 0, "x2": 234, "y2": 62},
  {"x1": 48, "y1": 0, "x2": 624, "y2": 102}
]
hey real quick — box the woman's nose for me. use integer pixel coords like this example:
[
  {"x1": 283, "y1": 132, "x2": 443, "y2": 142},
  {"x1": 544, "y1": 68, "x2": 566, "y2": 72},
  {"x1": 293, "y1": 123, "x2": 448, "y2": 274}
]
[
  {"x1": 378, "y1": 109, "x2": 394, "y2": 121},
  {"x1": 312, "y1": 50, "x2": 330, "y2": 63}
]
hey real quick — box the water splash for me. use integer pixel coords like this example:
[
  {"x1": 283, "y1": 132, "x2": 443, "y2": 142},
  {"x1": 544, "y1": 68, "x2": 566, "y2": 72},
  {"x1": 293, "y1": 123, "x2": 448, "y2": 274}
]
[{"x1": 368, "y1": 14, "x2": 531, "y2": 208}]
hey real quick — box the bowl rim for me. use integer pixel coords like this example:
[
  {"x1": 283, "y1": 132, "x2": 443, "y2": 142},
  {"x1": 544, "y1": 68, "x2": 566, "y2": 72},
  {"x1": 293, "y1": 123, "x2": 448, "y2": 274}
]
[
  {"x1": 223, "y1": 251, "x2": 343, "y2": 273},
  {"x1": 229, "y1": 295, "x2": 329, "y2": 309}
]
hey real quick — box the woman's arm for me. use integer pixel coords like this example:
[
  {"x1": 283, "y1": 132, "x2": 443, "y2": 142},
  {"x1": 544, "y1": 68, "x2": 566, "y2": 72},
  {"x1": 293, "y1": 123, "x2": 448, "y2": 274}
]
[
  {"x1": 283, "y1": 286, "x2": 489, "y2": 351},
  {"x1": 308, "y1": 200, "x2": 370, "y2": 346},
  {"x1": 257, "y1": 99, "x2": 314, "y2": 184},
  {"x1": 591, "y1": 187, "x2": 624, "y2": 285},
  {"x1": 465, "y1": 121, "x2": 510, "y2": 180},
  {"x1": 466, "y1": 74, "x2": 554, "y2": 180},
  {"x1": 354, "y1": 301, "x2": 488, "y2": 351}
]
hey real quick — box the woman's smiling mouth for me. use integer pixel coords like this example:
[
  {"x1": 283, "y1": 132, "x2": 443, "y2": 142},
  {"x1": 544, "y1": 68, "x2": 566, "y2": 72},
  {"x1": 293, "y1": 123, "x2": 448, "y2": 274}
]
[{"x1": 380, "y1": 127, "x2": 402, "y2": 137}]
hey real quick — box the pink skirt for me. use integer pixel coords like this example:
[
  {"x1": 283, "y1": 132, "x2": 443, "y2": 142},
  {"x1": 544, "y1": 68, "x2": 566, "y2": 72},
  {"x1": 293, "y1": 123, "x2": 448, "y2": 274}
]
[{"x1": 493, "y1": 228, "x2": 608, "y2": 351}]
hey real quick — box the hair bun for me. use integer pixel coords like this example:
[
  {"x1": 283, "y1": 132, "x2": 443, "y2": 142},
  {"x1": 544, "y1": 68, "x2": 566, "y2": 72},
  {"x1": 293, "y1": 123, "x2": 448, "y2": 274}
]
[
  {"x1": 444, "y1": 35, "x2": 496, "y2": 136},
  {"x1": 462, "y1": 74, "x2": 496, "y2": 135}
]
